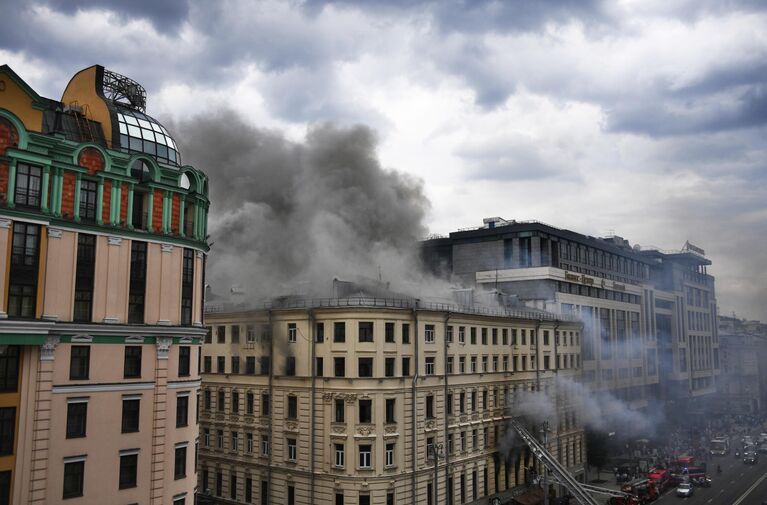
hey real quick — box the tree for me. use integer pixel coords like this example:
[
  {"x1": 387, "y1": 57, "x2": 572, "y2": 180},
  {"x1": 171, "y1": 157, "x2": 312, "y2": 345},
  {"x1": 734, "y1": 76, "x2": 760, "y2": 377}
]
[{"x1": 586, "y1": 429, "x2": 610, "y2": 481}]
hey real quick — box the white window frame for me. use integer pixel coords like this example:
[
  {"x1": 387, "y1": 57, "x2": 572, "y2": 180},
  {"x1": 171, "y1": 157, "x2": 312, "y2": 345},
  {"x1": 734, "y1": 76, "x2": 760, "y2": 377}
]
[
  {"x1": 425, "y1": 357, "x2": 435, "y2": 375},
  {"x1": 261, "y1": 435, "x2": 270, "y2": 456},
  {"x1": 335, "y1": 444, "x2": 345, "y2": 468},
  {"x1": 288, "y1": 323, "x2": 297, "y2": 343},
  {"x1": 359, "y1": 446, "x2": 372, "y2": 469},
  {"x1": 287, "y1": 438, "x2": 297, "y2": 461},
  {"x1": 424, "y1": 325, "x2": 435, "y2": 343},
  {"x1": 385, "y1": 443, "x2": 394, "y2": 467},
  {"x1": 246, "y1": 433, "x2": 253, "y2": 453}
]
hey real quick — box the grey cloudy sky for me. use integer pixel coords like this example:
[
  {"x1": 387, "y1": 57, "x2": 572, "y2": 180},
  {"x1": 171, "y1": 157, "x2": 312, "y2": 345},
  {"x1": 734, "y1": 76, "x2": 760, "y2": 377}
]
[{"x1": 2, "y1": 0, "x2": 766, "y2": 319}]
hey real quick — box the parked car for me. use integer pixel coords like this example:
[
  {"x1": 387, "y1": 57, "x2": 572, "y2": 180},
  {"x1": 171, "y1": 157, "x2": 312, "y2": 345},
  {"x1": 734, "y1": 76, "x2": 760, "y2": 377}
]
[
  {"x1": 744, "y1": 452, "x2": 759, "y2": 465},
  {"x1": 676, "y1": 482, "x2": 694, "y2": 498}
]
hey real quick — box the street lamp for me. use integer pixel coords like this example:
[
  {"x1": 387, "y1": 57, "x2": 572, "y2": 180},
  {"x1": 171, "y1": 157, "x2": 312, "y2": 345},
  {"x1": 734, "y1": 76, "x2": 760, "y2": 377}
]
[{"x1": 430, "y1": 442, "x2": 445, "y2": 504}]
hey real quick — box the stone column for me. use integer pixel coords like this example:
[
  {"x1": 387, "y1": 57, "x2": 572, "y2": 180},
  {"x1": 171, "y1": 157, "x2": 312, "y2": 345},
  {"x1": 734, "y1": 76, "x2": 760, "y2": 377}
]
[
  {"x1": 150, "y1": 337, "x2": 172, "y2": 505},
  {"x1": 28, "y1": 337, "x2": 59, "y2": 503},
  {"x1": 73, "y1": 172, "x2": 82, "y2": 221}
]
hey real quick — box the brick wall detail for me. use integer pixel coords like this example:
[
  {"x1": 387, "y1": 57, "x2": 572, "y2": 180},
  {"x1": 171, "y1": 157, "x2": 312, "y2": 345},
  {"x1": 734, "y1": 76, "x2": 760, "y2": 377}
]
[
  {"x1": 78, "y1": 147, "x2": 105, "y2": 175},
  {"x1": 0, "y1": 117, "x2": 19, "y2": 156},
  {"x1": 152, "y1": 191, "x2": 163, "y2": 232},
  {"x1": 171, "y1": 194, "x2": 181, "y2": 234},
  {"x1": 101, "y1": 180, "x2": 112, "y2": 224},
  {"x1": 61, "y1": 171, "x2": 76, "y2": 218}
]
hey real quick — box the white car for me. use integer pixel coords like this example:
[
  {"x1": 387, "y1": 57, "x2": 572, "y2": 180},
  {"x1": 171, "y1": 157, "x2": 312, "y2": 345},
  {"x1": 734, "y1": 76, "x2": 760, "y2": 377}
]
[{"x1": 676, "y1": 483, "x2": 694, "y2": 498}]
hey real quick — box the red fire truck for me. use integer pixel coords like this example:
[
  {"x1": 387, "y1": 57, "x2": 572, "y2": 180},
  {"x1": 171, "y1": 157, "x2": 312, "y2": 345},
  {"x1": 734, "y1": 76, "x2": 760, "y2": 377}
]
[
  {"x1": 646, "y1": 468, "x2": 670, "y2": 492},
  {"x1": 620, "y1": 478, "x2": 659, "y2": 503}
]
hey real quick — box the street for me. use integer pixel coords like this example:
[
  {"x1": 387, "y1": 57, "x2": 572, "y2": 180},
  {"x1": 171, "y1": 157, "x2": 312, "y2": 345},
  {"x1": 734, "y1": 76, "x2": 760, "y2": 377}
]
[{"x1": 655, "y1": 454, "x2": 767, "y2": 505}]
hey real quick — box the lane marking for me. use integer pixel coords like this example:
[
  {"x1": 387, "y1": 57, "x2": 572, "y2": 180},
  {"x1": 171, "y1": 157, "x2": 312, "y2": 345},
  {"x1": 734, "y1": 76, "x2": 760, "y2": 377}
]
[{"x1": 731, "y1": 468, "x2": 767, "y2": 505}]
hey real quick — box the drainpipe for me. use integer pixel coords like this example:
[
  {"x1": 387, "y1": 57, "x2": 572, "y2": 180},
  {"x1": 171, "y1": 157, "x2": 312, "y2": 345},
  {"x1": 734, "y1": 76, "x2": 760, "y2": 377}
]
[
  {"x1": 411, "y1": 301, "x2": 420, "y2": 505},
  {"x1": 535, "y1": 320, "x2": 542, "y2": 391},
  {"x1": 309, "y1": 309, "x2": 316, "y2": 502},
  {"x1": 442, "y1": 311, "x2": 452, "y2": 500},
  {"x1": 267, "y1": 309, "x2": 273, "y2": 505}
]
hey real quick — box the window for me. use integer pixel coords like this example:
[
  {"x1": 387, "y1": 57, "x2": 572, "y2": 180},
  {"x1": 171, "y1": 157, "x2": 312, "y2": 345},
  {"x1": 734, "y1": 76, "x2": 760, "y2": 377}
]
[
  {"x1": 470, "y1": 356, "x2": 477, "y2": 373},
  {"x1": 426, "y1": 395, "x2": 434, "y2": 419},
  {"x1": 402, "y1": 357, "x2": 411, "y2": 376},
  {"x1": 335, "y1": 399, "x2": 345, "y2": 423},
  {"x1": 470, "y1": 327, "x2": 477, "y2": 345},
  {"x1": 231, "y1": 325, "x2": 240, "y2": 343},
  {"x1": 246, "y1": 478, "x2": 252, "y2": 502},
  {"x1": 14, "y1": 163, "x2": 42, "y2": 208},
  {"x1": 69, "y1": 346, "x2": 90, "y2": 380},
  {"x1": 0, "y1": 408, "x2": 15, "y2": 455},
  {"x1": 66, "y1": 401, "x2": 87, "y2": 438},
  {"x1": 425, "y1": 324, "x2": 435, "y2": 343},
  {"x1": 385, "y1": 357, "x2": 395, "y2": 377},
  {"x1": 119, "y1": 453, "x2": 138, "y2": 489},
  {"x1": 359, "y1": 445, "x2": 372, "y2": 468},
  {"x1": 359, "y1": 322, "x2": 374, "y2": 342},
  {"x1": 334, "y1": 357, "x2": 345, "y2": 377},
  {"x1": 334, "y1": 322, "x2": 346, "y2": 342},
  {"x1": 287, "y1": 395, "x2": 298, "y2": 419},
  {"x1": 247, "y1": 433, "x2": 254, "y2": 453},
  {"x1": 360, "y1": 495, "x2": 370, "y2": 505},
  {"x1": 287, "y1": 438, "x2": 297, "y2": 461},
  {"x1": 482, "y1": 356, "x2": 488, "y2": 372},
  {"x1": 481, "y1": 328, "x2": 487, "y2": 345},
  {"x1": 447, "y1": 325, "x2": 453, "y2": 343},
  {"x1": 231, "y1": 474, "x2": 237, "y2": 500},
  {"x1": 203, "y1": 356, "x2": 212, "y2": 373},
  {"x1": 425, "y1": 356, "x2": 435, "y2": 375},
  {"x1": 385, "y1": 398, "x2": 395, "y2": 424},
  {"x1": 427, "y1": 436, "x2": 435, "y2": 460},
  {"x1": 387, "y1": 493, "x2": 394, "y2": 505},
  {"x1": 217, "y1": 326, "x2": 226, "y2": 343},
  {"x1": 63, "y1": 459, "x2": 85, "y2": 499},
  {"x1": 217, "y1": 356, "x2": 225, "y2": 373},
  {"x1": 259, "y1": 356, "x2": 270, "y2": 375},
  {"x1": 79, "y1": 179, "x2": 98, "y2": 221},
  {"x1": 285, "y1": 356, "x2": 295, "y2": 376},
  {"x1": 73, "y1": 234, "x2": 96, "y2": 322},
  {"x1": 315, "y1": 322, "x2": 325, "y2": 342},
  {"x1": 471, "y1": 391, "x2": 477, "y2": 411},
  {"x1": 178, "y1": 347, "x2": 190, "y2": 376},
  {"x1": 336, "y1": 493, "x2": 344, "y2": 505},
  {"x1": 544, "y1": 355, "x2": 550, "y2": 369},
  {"x1": 459, "y1": 392, "x2": 465, "y2": 413},
  {"x1": 288, "y1": 323, "x2": 297, "y2": 343},
  {"x1": 262, "y1": 394, "x2": 270, "y2": 416},
  {"x1": 385, "y1": 443, "x2": 395, "y2": 467},
  {"x1": 402, "y1": 324, "x2": 410, "y2": 344},
  {"x1": 176, "y1": 394, "x2": 189, "y2": 427},
  {"x1": 446, "y1": 393, "x2": 453, "y2": 415},
  {"x1": 181, "y1": 248, "x2": 194, "y2": 325},
  {"x1": 261, "y1": 435, "x2": 270, "y2": 456},
  {"x1": 458, "y1": 326, "x2": 465, "y2": 344},
  {"x1": 122, "y1": 397, "x2": 140, "y2": 433},
  {"x1": 385, "y1": 322, "x2": 395, "y2": 342},
  {"x1": 334, "y1": 442, "x2": 346, "y2": 467},
  {"x1": 359, "y1": 399, "x2": 372, "y2": 423},
  {"x1": 231, "y1": 431, "x2": 239, "y2": 451},
  {"x1": 459, "y1": 357, "x2": 466, "y2": 373},
  {"x1": 124, "y1": 346, "x2": 142, "y2": 378},
  {"x1": 218, "y1": 390, "x2": 225, "y2": 411},
  {"x1": 446, "y1": 357, "x2": 453, "y2": 374},
  {"x1": 128, "y1": 241, "x2": 147, "y2": 324},
  {"x1": 316, "y1": 357, "x2": 324, "y2": 377},
  {"x1": 7, "y1": 222, "x2": 40, "y2": 318},
  {"x1": 358, "y1": 358, "x2": 373, "y2": 378},
  {"x1": 246, "y1": 356, "x2": 256, "y2": 374},
  {"x1": 174, "y1": 445, "x2": 187, "y2": 479},
  {"x1": 0, "y1": 347, "x2": 19, "y2": 392},
  {"x1": 492, "y1": 328, "x2": 498, "y2": 345}
]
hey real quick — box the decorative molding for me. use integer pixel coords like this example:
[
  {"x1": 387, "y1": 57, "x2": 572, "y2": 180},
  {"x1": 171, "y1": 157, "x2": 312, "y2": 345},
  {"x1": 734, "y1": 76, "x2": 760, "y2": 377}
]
[
  {"x1": 41, "y1": 314, "x2": 59, "y2": 322},
  {"x1": 0, "y1": 312, "x2": 6, "y2": 320},
  {"x1": 196, "y1": 250, "x2": 204, "y2": 259},
  {"x1": 161, "y1": 243, "x2": 174, "y2": 253},
  {"x1": 0, "y1": 218, "x2": 11, "y2": 229},
  {"x1": 323, "y1": 393, "x2": 335, "y2": 403},
  {"x1": 103, "y1": 317, "x2": 120, "y2": 324},
  {"x1": 47, "y1": 227, "x2": 63, "y2": 239},
  {"x1": 71, "y1": 334, "x2": 93, "y2": 343},
  {"x1": 356, "y1": 425, "x2": 375, "y2": 437},
  {"x1": 179, "y1": 336, "x2": 193, "y2": 344},
  {"x1": 285, "y1": 421, "x2": 299, "y2": 432},
  {"x1": 168, "y1": 379, "x2": 202, "y2": 389},
  {"x1": 344, "y1": 393, "x2": 358, "y2": 404},
  {"x1": 157, "y1": 320, "x2": 172, "y2": 326},
  {"x1": 157, "y1": 337, "x2": 173, "y2": 359},
  {"x1": 40, "y1": 336, "x2": 60, "y2": 361},
  {"x1": 107, "y1": 236, "x2": 122, "y2": 246},
  {"x1": 52, "y1": 381, "x2": 155, "y2": 394},
  {"x1": 125, "y1": 335, "x2": 145, "y2": 344}
]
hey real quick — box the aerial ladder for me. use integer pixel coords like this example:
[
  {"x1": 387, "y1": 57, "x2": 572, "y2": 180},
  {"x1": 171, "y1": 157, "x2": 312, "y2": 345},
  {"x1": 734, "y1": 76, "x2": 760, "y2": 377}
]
[{"x1": 508, "y1": 418, "x2": 635, "y2": 505}]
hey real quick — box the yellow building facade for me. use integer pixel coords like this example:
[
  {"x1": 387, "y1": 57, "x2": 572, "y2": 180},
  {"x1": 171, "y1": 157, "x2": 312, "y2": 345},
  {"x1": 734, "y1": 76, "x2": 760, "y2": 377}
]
[{"x1": 200, "y1": 300, "x2": 584, "y2": 505}]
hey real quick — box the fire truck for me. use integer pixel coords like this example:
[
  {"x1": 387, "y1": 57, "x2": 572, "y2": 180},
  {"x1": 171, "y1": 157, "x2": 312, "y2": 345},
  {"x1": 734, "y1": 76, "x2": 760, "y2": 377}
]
[
  {"x1": 620, "y1": 478, "x2": 659, "y2": 503},
  {"x1": 646, "y1": 468, "x2": 670, "y2": 492}
]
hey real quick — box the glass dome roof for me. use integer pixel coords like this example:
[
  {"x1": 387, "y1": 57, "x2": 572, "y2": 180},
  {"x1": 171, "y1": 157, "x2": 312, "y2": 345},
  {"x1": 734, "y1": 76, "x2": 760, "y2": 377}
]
[{"x1": 115, "y1": 106, "x2": 180, "y2": 165}]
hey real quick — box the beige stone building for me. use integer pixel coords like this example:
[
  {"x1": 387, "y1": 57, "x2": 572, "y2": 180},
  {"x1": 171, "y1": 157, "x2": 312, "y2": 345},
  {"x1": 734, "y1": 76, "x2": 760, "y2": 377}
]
[
  {"x1": 0, "y1": 64, "x2": 209, "y2": 504},
  {"x1": 199, "y1": 299, "x2": 583, "y2": 505}
]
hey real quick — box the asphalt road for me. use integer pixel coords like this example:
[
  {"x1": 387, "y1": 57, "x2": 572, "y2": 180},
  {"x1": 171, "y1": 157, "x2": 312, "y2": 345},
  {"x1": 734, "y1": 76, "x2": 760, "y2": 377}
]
[{"x1": 655, "y1": 453, "x2": 767, "y2": 505}]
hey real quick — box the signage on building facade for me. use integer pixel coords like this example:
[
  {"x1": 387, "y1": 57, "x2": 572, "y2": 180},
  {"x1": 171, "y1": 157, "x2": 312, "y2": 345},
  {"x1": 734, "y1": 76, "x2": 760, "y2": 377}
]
[{"x1": 683, "y1": 241, "x2": 706, "y2": 256}]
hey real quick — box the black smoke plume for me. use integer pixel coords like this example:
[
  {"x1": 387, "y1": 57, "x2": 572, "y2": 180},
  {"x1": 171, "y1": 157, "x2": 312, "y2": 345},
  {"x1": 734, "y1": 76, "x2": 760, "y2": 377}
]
[{"x1": 175, "y1": 109, "x2": 431, "y2": 298}]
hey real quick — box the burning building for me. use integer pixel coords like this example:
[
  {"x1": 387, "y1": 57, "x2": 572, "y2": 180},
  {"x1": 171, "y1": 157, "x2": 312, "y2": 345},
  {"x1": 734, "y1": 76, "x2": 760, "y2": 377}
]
[
  {"x1": 198, "y1": 290, "x2": 583, "y2": 505},
  {"x1": 0, "y1": 64, "x2": 209, "y2": 504}
]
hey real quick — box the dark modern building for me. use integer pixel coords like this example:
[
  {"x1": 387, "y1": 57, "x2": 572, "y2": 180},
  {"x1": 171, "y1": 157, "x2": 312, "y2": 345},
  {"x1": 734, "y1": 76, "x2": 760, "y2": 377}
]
[{"x1": 423, "y1": 217, "x2": 719, "y2": 412}]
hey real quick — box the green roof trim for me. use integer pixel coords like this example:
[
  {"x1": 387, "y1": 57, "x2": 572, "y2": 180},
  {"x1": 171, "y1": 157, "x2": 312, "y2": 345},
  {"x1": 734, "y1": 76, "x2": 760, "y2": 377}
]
[{"x1": 0, "y1": 334, "x2": 48, "y2": 345}]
